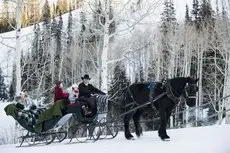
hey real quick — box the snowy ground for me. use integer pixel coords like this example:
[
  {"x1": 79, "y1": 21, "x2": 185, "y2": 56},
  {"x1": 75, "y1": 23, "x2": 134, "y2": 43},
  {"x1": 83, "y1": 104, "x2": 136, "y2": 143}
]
[
  {"x1": 0, "y1": 125, "x2": 230, "y2": 153},
  {"x1": 1, "y1": 102, "x2": 230, "y2": 153}
]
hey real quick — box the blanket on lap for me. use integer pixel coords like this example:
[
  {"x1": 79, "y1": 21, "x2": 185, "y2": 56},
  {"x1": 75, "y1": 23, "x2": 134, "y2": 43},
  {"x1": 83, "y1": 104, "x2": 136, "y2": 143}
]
[
  {"x1": 34, "y1": 99, "x2": 68, "y2": 132},
  {"x1": 4, "y1": 104, "x2": 46, "y2": 126}
]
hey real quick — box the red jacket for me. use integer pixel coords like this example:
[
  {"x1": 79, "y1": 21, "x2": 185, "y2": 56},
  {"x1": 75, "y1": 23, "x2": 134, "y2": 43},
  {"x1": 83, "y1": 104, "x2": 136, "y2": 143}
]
[{"x1": 54, "y1": 86, "x2": 69, "y2": 103}]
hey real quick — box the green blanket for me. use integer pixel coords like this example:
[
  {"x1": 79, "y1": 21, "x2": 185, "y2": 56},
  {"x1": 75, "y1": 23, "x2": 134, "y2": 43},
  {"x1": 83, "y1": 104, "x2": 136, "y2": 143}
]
[
  {"x1": 34, "y1": 99, "x2": 67, "y2": 132},
  {"x1": 4, "y1": 104, "x2": 18, "y2": 119}
]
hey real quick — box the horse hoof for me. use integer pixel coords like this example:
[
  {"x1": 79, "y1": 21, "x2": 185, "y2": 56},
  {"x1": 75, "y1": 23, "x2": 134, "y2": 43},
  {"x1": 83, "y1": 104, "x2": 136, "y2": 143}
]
[
  {"x1": 160, "y1": 135, "x2": 170, "y2": 141},
  {"x1": 130, "y1": 137, "x2": 135, "y2": 140},
  {"x1": 125, "y1": 135, "x2": 134, "y2": 140},
  {"x1": 136, "y1": 132, "x2": 143, "y2": 138},
  {"x1": 162, "y1": 138, "x2": 170, "y2": 141},
  {"x1": 126, "y1": 136, "x2": 135, "y2": 140}
]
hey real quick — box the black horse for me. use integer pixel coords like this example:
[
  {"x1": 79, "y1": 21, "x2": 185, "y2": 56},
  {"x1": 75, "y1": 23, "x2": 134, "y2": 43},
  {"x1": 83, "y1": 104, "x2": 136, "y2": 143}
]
[{"x1": 118, "y1": 77, "x2": 198, "y2": 141}]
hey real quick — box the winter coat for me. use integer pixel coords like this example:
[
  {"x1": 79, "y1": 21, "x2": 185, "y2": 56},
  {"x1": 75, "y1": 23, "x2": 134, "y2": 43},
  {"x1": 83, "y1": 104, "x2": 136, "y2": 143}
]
[
  {"x1": 54, "y1": 86, "x2": 69, "y2": 103},
  {"x1": 78, "y1": 82, "x2": 106, "y2": 98}
]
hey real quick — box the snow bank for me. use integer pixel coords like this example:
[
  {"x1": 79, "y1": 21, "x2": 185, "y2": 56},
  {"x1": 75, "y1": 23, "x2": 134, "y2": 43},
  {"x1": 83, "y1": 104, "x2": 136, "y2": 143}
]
[{"x1": 0, "y1": 102, "x2": 18, "y2": 144}]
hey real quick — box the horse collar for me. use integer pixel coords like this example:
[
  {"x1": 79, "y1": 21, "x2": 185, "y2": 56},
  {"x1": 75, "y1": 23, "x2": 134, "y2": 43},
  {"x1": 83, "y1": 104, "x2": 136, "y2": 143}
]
[{"x1": 166, "y1": 80, "x2": 180, "y2": 103}]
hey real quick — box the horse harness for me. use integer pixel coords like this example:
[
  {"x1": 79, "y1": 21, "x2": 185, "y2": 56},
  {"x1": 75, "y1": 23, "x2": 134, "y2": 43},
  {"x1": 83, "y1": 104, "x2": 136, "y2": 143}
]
[
  {"x1": 165, "y1": 79, "x2": 197, "y2": 104},
  {"x1": 165, "y1": 80, "x2": 181, "y2": 104},
  {"x1": 124, "y1": 82, "x2": 163, "y2": 109},
  {"x1": 123, "y1": 78, "x2": 196, "y2": 110},
  {"x1": 123, "y1": 87, "x2": 138, "y2": 109}
]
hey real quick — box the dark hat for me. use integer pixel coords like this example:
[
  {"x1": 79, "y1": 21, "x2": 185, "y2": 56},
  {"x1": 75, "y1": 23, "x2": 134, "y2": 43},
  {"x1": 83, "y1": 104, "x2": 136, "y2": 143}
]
[
  {"x1": 56, "y1": 80, "x2": 62, "y2": 86},
  {"x1": 81, "y1": 74, "x2": 91, "y2": 80}
]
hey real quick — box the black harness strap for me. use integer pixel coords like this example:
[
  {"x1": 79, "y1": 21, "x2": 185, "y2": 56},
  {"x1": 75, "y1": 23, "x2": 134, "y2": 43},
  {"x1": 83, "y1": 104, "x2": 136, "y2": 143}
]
[
  {"x1": 123, "y1": 87, "x2": 138, "y2": 109},
  {"x1": 166, "y1": 79, "x2": 180, "y2": 104}
]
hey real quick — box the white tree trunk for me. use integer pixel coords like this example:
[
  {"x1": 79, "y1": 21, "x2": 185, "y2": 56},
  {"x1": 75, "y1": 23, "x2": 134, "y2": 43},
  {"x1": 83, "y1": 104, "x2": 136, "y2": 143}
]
[
  {"x1": 197, "y1": 42, "x2": 203, "y2": 126},
  {"x1": 170, "y1": 116, "x2": 173, "y2": 128},
  {"x1": 100, "y1": 0, "x2": 111, "y2": 93},
  {"x1": 59, "y1": 34, "x2": 66, "y2": 80},
  {"x1": 155, "y1": 46, "x2": 161, "y2": 81},
  {"x1": 50, "y1": 36, "x2": 55, "y2": 84},
  {"x1": 15, "y1": 0, "x2": 22, "y2": 95},
  {"x1": 223, "y1": 53, "x2": 230, "y2": 124}
]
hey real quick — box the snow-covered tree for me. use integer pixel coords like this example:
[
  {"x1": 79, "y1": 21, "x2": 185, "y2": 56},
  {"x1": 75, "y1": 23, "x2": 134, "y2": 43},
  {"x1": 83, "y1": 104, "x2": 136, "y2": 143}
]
[{"x1": 160, "y1": 0, "x2": 178, "y2": 78}]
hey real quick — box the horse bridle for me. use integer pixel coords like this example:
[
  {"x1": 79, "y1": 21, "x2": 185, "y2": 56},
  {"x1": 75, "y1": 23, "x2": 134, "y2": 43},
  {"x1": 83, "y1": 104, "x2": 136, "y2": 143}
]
[
  {"x1": 184, "y1": 83, "x2": 197, "y2": 100},
  {"x1": 166, "y1": 79, "x2": 197, "y2": 103}
]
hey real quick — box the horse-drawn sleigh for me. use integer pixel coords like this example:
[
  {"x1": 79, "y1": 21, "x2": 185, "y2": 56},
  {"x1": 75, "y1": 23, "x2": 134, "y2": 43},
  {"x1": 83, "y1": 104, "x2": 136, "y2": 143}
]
[{"x1": 4, "y1": 77, "x2": 198, "y2": 146}]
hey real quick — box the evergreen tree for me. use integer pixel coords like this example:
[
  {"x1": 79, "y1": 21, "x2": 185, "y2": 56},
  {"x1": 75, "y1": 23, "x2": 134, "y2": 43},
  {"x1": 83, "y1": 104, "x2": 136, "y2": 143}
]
[
  {"x1": 53, "y1": 14, "x2": 63, "y2": 81},
  {"x1": 191, "y1": 0, "x2": 201, "y2": 29},
  {"x1": 108, "y1": 64, "x2": 130, "y2": 122},
  {"x1": 0, "y1": 68, "x2": 8, "y2": 100},
  {"x1": 80, "y1": 11, "x2": 87, "y2": 34},
  {"x1": 42, "y1": 0, "x2": 51, "y2": 25},
  {"x1": 21, "y1": 53, "x2": 30, "y2": 92},
  {"x1": 109, "y1": 64, "x2": 130, "y2": 104},
  {"x1": 39, "y1": 0, "x2": 52, "y2": 98},
  {"x1": 62, "y1": 9, "x2": 73, "y2": 86},
  {"x1": 41, "y1": 0, "x2": 51, "y2": 65},
  {"x1": 30, "y1": 24, "x2": 41, "y2": 92},
  {"x1": 51, "y1": 16, "x2": 58, "y2": 35},
  {"x1": 79, "y1": 11, "x2": 87, "y2": 46},
  {"x1": 185, "y1": 4, "x2": 192, "y2": 25},
  {"x1": 57, "y1": 14, "x2": 63, "y2": 55},
  {"x1": 160, "y1": 0, "x2": 177, "y2": 78},
  {"x1": 160, "y1": 0, "x2": 177, "y2": 35},
  {"x1": 199, "y1": 0, "x2": 215, "y2": 28},
  {"x1": 67, "y1": 9, "x2": 73, "y2": 48},
  {"x1": 31, "y1": 24, "x2": 41, "y2": 62}
]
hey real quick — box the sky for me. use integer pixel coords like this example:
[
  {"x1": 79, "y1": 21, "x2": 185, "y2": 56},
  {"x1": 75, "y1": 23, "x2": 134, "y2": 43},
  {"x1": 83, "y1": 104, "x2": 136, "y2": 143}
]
[
  {"x1": 175, "y1": 0, "x2": 219, "y2": 21},
  {"x1": 175, "y1": 0, "x2": 193, "y2": 20}
]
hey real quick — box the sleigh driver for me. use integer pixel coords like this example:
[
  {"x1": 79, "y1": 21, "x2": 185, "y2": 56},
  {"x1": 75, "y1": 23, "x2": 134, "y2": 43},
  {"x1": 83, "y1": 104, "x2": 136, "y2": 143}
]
[{"x1": 78, "y1": 74, "x2": 106, "y2": 115}]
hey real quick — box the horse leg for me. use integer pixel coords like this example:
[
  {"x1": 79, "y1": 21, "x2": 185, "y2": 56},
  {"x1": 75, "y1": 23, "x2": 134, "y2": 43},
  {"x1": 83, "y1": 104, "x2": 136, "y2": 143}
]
[
  {"x1": 124, "y1": 112, "x2": 134, "y2": 140},
  {"x1": 158, "y1": 107, "x2": 168, "y2": 140},
  {"x1": 133, "y1": 109, "x2": 143, "y2": 137},
  {"x1": 164, "y1": 108, "x2": 172, "y2": 139}
]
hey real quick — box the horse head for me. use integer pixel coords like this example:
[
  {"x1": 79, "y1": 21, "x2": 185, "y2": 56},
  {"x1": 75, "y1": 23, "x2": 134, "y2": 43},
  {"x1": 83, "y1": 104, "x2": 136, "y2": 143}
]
[
  {"x1": 166, "y1": 77, "x2": 198, "y2": 107},
  {"x1": 184, "y1": 77, "x2": 199, "y2": 107}
]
